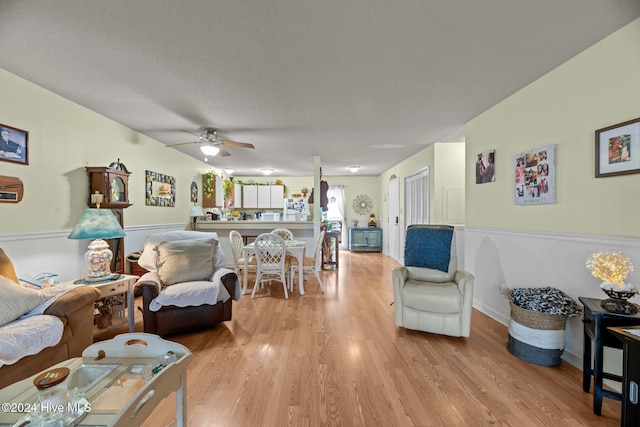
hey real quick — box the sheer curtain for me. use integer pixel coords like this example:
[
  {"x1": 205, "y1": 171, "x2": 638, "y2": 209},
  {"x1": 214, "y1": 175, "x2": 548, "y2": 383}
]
[{"x1": 327, "y1": 185, "x2": 345, "y2": 246}]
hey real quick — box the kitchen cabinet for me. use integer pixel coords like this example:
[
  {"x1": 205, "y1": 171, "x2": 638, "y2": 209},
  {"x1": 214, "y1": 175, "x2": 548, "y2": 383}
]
[
  {"x1": 243, "y1": 185, "x2": 258, "y2": 208},
  {"x1": 270, "y1": 185, "x2": 284, "y2": 206},
  {"x1": 257, "y1": 185, "x2": 271, "y2": 208},
  {"x1": 243, "y1": 185, "x2": 284, "y2": 209},
  {"x1": 233, "y1": 183, "x2": 242, "y2": 208},
  {"x1": 202, "y1": 174, "x2": 225, "y2": 208},
  {"x1": 215, "y1": 176, "x2": 224, "y2": 207}
]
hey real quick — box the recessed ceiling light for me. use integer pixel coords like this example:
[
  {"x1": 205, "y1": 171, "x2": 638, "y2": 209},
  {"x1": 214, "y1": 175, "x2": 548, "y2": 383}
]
[
  {"x1": 224, "y1": 169, "x2": 234, "y2": 175},
  {"x1": 261, "y1": 168, "x2": 274, "y2": 176},
  {"x1": 349, "y1": 166, "x2": 360, "y2": 173}
]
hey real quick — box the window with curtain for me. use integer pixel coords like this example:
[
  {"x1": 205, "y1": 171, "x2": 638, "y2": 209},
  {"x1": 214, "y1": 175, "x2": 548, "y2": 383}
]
[{"x1": 326, "y1": 185, "x2": 345, "y2": 246}]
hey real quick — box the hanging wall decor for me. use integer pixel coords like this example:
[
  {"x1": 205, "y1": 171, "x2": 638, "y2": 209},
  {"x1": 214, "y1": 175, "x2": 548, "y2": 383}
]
[
  {"x1": 190, "y1": 181, "x2": 198, "y2": 202},
  {"x1": 145, "y1": 170, "x2": 175, "y2": 207},
  {"x1": 352, "y1": 194, "x2": 374, "y2": 215},
  {"x1": 0, "y1": 175, "x2": 24, "y2": 203},
  {"x1": 475, "y1": 149, "x2": 495, "y2": 184},
  {"x1": 513, "y1": 144, "x2": 555, "y2": 205},
  {"x1": 0, "y1": 123, "x2": 28, "y2": 165},
  {"x1": 595, "y1": 117, "x2": 640, "y2": 177}
]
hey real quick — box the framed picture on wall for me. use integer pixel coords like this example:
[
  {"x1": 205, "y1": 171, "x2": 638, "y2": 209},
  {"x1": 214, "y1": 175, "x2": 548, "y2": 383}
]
[
  {"x1": 595, "y1": 117, "x2": 640, "y2": 178},
  {"x1": 145, "y1": 170, "x2": 176, "y2": 207},
  {"x1": 475, "y1": 149, "x2": 495, "y2": 184},
  {"x1": 0, "y1": 123, "x2": 28, "y2": 165},
  {"x1": 513, "y1": 144, "x2": 555, "y2": 205}
]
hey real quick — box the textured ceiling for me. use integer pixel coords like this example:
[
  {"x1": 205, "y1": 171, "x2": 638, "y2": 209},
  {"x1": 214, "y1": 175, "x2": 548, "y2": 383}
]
[{"x1": 1, "y1": 1, "x2": 639, "y2": 176}]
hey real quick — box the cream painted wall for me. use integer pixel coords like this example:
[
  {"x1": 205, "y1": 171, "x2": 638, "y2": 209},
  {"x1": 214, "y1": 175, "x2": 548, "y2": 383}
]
[
  {"x1": 324, "y1": 176, "x2": 380, "y2": 224},
  {"x1": 433, "y1": 143, "x2": 465, "y2": 225},
  {"x1": 378, "y1": 145, "x2": 435, "y2": 223},
  {"x1": 377, "y1": 142, "x2": 465, "y2": 225},
  {"x1": 465, "y1": 18, "x2": 640, "y2": 238},
  {"x1": 0, "y1": 69, "x2": 222, "y2": 234},
  {"x1": 464, "y1": 18, "x2": 640, "y2": 370}
]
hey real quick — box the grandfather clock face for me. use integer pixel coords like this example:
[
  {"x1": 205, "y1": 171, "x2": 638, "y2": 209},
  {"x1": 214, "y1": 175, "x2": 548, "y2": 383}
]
[{"x1": 110, "y1": 177, "x2": 126, "y2": 202}]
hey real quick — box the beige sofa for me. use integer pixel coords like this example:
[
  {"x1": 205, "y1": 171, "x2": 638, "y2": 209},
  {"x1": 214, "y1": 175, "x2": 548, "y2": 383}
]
[{"x1": 0, "y1": 248, "x2": 100, "y2": 389}]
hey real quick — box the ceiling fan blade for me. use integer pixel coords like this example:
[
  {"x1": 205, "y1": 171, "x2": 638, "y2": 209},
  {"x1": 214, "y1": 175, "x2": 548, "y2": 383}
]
[
  {"x1": 166, "y1": 141, "x2": 198, "y2": 147},
  {"x1": 221, "y1": 140, "x2": 255, "y2": 149},
  {"x1": 218, "y1": 146, "x2": 232, "y2": 157}
]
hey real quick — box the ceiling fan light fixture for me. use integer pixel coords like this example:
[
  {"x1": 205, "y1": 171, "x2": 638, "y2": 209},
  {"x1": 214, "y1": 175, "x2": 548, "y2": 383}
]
[
  {"x1": 349, "y1": 165, "x2": 360, "y2": 173},
  {"x1": 200, "y1": 145, "x2": 220, "y2": 156},
  {"x1": 261, "y1": 168, "x2": 274, "y2": 176}
]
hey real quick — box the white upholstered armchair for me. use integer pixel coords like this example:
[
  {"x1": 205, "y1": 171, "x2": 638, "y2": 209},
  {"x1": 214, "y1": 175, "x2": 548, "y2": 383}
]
[{"x1": 392, "y1": 225, "x2": 474, "y2": 337}]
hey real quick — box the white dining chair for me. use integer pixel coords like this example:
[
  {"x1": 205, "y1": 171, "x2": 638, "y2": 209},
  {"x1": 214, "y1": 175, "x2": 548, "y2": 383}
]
[
  {"x1": 271, "y1": 228, "x2": 294, "y2": 240},
  {"x1": 290, "y1": 230, "x2": 326, "y2": 294},
  {"x1": 271, "y1": 227, "x2": 295, "y2": 279},
  {"x1": 252, "y1": 233, "x2": 289, "y2": 299},
  {"x1": 230, "y1": 230, "x2": 257, "y2": 278}
]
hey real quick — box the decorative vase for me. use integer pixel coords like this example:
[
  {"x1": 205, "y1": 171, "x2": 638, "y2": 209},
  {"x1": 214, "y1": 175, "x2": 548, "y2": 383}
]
[{"x1": 600, "y1": 288, "x2": 638, "y2": 314}]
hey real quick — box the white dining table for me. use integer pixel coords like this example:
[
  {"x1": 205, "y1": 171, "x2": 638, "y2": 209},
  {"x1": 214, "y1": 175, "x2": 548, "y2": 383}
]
[{"x1": 242, "y1": 239, "x2": 307, "y2": 295}]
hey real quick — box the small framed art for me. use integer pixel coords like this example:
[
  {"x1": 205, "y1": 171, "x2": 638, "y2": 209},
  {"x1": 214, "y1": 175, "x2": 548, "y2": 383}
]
[
  {"x1": 0, "y1": 123, "x2": 28, "y2": 165},
  {"x1": 595, "y1": 117, "x2": 640, "y2": 178},
  {"x1": 145, "y1": 170, "x2": 176, "y2": 207}
]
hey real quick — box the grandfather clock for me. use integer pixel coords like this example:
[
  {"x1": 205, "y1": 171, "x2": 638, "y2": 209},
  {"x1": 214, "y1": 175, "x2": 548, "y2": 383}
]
[{"x1": 85, "y1": 160, "x2": 132, "y2": 274}]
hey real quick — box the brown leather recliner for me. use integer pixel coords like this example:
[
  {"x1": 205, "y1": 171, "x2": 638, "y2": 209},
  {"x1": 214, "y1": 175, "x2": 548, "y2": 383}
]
[
  {"x1": 136, "y1": 270, "x2": 237, "y2": 337},
  {"x1": 133, "y1": 231, "x2": 239, "y2": 337}
]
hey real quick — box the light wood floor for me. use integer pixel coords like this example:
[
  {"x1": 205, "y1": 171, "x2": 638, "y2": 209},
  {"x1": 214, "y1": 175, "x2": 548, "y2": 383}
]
[{"x1": 100, "y1": 251, "x2": 621, "y2": 426}]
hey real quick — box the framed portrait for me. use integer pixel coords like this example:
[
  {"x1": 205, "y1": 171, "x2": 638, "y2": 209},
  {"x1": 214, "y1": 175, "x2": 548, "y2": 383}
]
[
  {"x1": 145, "y1": 170, "x2": 176, "y2": 207},
  {"x1": 595, "y1": 117, "x2": 640, "y2": 178},
  {"x1": 475, "y1": 149, "x2": 495, "y2": 184},
  {"x1": 0, "y1": 123, "x2": 28, "y2": 165}
]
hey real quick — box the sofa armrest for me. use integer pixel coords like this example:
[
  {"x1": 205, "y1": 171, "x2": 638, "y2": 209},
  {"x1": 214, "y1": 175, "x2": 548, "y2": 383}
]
[
  {"x1": 44, "y1": 286, "x2": 101, "y2": 318},
  {"x1": 136, "y1": 272, "x2": 162, "y2": 299},
  {"x1": 44, "y1": 285, "x2": 101, "y2": 356},
  {"x1": 219, "y1": 271, "x2": 238, "y2": 300}
]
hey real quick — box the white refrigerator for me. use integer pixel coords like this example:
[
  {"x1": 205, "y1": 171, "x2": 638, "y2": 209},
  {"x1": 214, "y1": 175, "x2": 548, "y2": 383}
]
[{"x1": 283, "y1": 198, "x2": 309, "y2": 221}]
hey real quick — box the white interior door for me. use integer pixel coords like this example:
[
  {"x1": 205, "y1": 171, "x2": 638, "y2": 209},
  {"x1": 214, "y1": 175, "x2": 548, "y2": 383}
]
[
  {"x1": 404, "y1": 167, "x2": 430, "y2": 228},
  {"x1": 388, "y1": 178, "x2": 400, "y2": 261}
]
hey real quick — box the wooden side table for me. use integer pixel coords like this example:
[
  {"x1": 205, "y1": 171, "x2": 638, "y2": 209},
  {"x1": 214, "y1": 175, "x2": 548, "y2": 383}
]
[
  {"x1": 71, "y1": 274, "x2": 139, "y2": 334},
  {"x1": 579, "y1": 296, "x2": 640, "y2": 415}
]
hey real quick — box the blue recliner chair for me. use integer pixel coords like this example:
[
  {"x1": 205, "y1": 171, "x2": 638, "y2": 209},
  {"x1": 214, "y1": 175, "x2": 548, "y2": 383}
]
[{"x1": 392, "y1": 225, "x2": 474, "y2": 337}]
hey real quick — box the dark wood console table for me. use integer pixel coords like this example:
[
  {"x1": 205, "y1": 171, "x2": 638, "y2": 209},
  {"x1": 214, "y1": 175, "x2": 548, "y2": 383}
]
[
  {"x1": 609, "y1": 326, "x2": 640, "y2": 426},
  {"x1": 579, "y1": 296, "x2": 640, "y2": 415}
]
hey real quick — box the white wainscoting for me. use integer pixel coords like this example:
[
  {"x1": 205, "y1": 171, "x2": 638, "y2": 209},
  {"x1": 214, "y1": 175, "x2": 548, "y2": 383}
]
[
  {"x1": 465, "y1": 226, "x2": 640, "y2": 369},
  {"x1": 0, "y1": 224, "x2": 188, "y2": 282}
]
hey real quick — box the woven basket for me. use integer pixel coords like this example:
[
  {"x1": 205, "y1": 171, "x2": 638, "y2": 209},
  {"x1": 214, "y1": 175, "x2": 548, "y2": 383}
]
[{"x1": 507, "y1": 301, "x2": 568, "y2": 367}]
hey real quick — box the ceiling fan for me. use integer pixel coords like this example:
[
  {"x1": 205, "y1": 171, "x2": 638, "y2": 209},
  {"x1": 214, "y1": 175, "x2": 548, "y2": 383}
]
[{"x1": 167, "y1": 128, "x2": 255, "y2": 157}]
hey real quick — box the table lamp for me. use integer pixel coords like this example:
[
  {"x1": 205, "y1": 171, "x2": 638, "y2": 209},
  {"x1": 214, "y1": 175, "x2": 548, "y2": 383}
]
[
  {"x1": 190, "y1": 206, "x2": 205, "y2": 230},
  {"x1": 68, "y1": 202, "x2": 125, "y2": 281}
]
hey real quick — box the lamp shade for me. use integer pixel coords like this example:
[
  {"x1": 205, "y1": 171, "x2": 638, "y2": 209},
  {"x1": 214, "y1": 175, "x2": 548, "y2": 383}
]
[
  {"x1": 190, "y1": 206, "x2": 205, "y2": 217},
  {"x1": 200, "y1": 145, "x2": 220, "y2": 156},
  {"x1": 68, "y1": 209, "x2": 125, "y2": 240}
]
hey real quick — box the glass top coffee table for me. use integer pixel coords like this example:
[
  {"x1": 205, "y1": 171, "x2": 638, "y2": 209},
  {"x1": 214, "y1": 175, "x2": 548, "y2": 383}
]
[{"x1": 0, "y1": 333, "x2": 192, "y2": 427}]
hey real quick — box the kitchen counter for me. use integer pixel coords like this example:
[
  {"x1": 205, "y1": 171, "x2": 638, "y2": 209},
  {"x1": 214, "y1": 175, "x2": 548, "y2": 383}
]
[
  {"x1": 195, "y1": 221, "x2": 316, "y2": 267},
  {"x1": 195, "y1": 220, "x2": 314, "y2": 231}
]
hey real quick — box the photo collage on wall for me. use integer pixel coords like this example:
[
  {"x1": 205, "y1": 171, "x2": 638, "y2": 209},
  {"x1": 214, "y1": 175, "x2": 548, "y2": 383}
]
[{"x1": 514, "y1": 144, "x2": 555, "y2": 205}]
